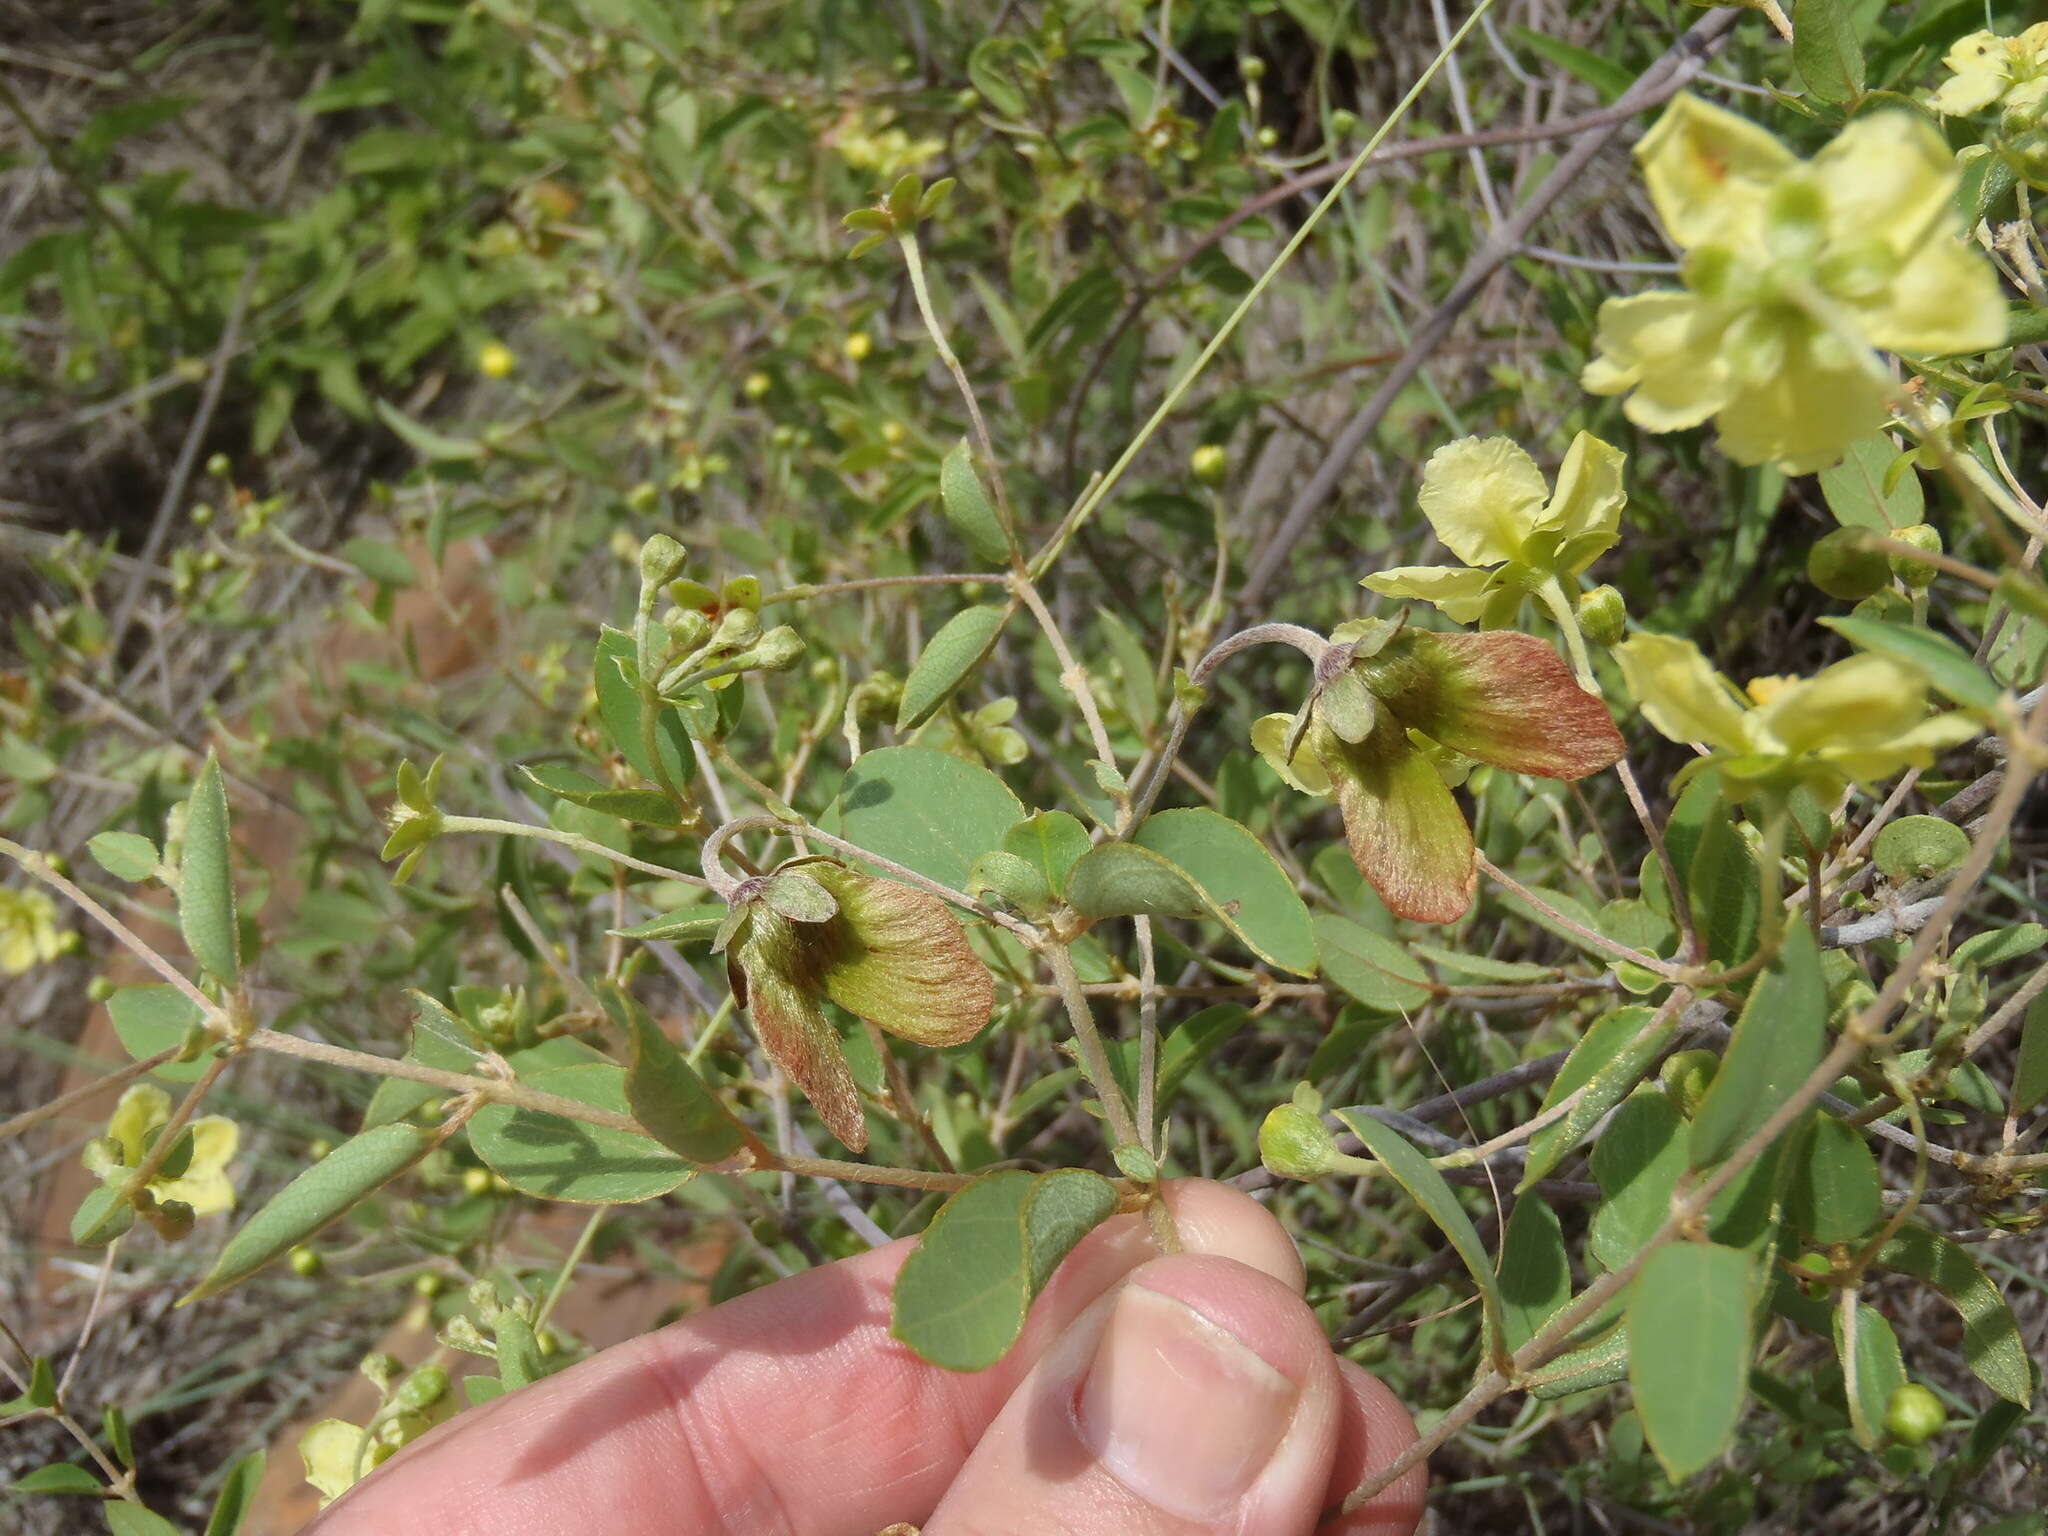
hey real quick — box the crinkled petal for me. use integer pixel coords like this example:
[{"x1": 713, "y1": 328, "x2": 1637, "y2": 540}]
[
  {"x1": 1613, "y1": 633, "x2": 1754, "y2": 752},
  {"x1": 1932, "y1": 71, "x2": 2006, "y2": 115},
  {"x1": 1251, "y1": 713, "x2": 1333, "y2": 795},
  {"x1": 1637, "y1": 94, "x2": 1794, "y2": 249},
  {"x1": 1867, "y1": 238, "x2": 2009, "y2": 357},
  {"x1": 108, "y1": 1084, "x2": 171, "y2": 1167},
  {"x1": 1364, "y1": 631, "x2": 1625, "y2": 780},
  {"x1": 1362, "y1": 565, "x2": 1499, "y2": 623},
  {"x1": 1709, "y1": 331, "x2": 1891, "y2": 474},
  {"x1": 1536, "y1": 431, "x2": 1626, "y2": 568},
  {"x1": 1316, "y1": 720, "x2": 1476, "y2": 924},
  {"x1": 1582, "y1": 291, "x2": 1736, "y2": 432},
  {"x1": 1416, "y1": 436, "x2": 1549, "y2": 569},
  {"x1": 1814, "y1": 112, "x2": 1960, "y2": 266},
  {"x1": 1820, "y1": 712, "x2": 1979, "y2": 783},
  {"x1": 1757, "y1": 656, "x2": 1934, "y2": 757}
]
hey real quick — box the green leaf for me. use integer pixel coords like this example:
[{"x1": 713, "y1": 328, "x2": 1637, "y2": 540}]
[
  {"x1": 106, "y1": 1505, "x2": 184, "y2": 1536},
  {"x1": 1131, "y1": 808, "x2": 1317, "y2": 976},
  {"x1": 1789, "y1": 1113, "x2": 1882, "y2": 1244},
  {"x1": 592, "y1": 628, "x2": 696, "y2": 791},
  {"x1": 835, "y1": 746, "x2": 1024, "y2": 891},
  {"x1": 613, "y1": 985, "x2": 753, "y2": 1165},
  {"x1": 1818, "y1": 435, "x2": 1922, "y2": 530},
  {"x1": 1872, "y1": 815, "x2": 1969, "y2": 882},
  {"x1": 938, "y1": 440, "x2": 1012, "y2": 563},
  {"x1": 87, "y1": 832, "x2": 160, "y2": 883},
  {"x1": 1001, "y1": 810, "x2": 1091, "y2": 897},
  {"x1": 202, "y1": 1451, "x2": 266, "y2": 1536},
  {"x1": 1314, "y1": 914, "x2": 1432, "y2": 1012},
  {"x1": 1686, "y1": 795, "x2": 1760, "y2": 968},
  {"x1": 374, "y1": 398, "x2": 484, "y2": 461},
  {"x1": 1524, "y1": 1320, "x2": 1630, "y2": 1399},
  {"x1": 1335, "y1": 1109, "x2": 1504, "y2": 1349},
  {"x1": 1793, "y1": 0, "x2": 1865, "y2": 105},
  {"x1": 10, "y1": 1463, "x2": 101, "y2": 1494},
  {"x1": 341, "y1": 536, "x2": 417, "y2": 589},
  {"x1": 102, "y1": 1404, "x2": 132, "y2": 1466},
  {"x1": 1875, "y1": 1223, "x2": 2032, "y2": 1404},
  {"x1": 2012, "y1": 991, "x2": 2048, "y2": 1115},
  {"x1": 1495, "y1": 1194, "x2": 1571, "y2": 1357},
  {"x1": 179, "y1": 753, "x2": 240, "y2": 986},
  {"x1": 107, "y1": 985, "x2": 208, "y2": 1083},
  {"x1": 1590, "y1": 1090, "x2": 1685, "y2": 1271},
  {"x1": 1522, "y1": 1005, "x2": 1673, "y2": 1187},
  {"x1": 364, "y1": 993, "x2": 481, "y2": 1129},
  {"x1": 494, "y1": 1309, "x2": 542, "y2": 1390},
  {"x1": 1820, "y1": 615, "x2": 2002, "y2": 712},
  {"x1": 896, "y1": 604, "x2": 1009, "y2": 730},
  {"x1": 186, "y1": 1124, "x2": 432, "y2": 1300},
  {"x1": 891, "y1": 1168, "x2": 1118, "y2": 1371},
  {"x1": 521, "y1": 763, "x2": 683, "y2": 827},
  {"x1": 1952, "y1": 923, "x2": 2048, "y2": 970},
  {"x1": 1834, "y1": 1301, "x2": 1905, "y2": 1449},
  {"x1": 468, "y1": 1063, "x2": 693, "y2": 1204},
  {"x1": 70, "y1": 1186, "x2": 134, "y2": 1247},
  {"x1": 1507, "y1": 24, "x2": 1633, "y2": 101},
  {"x1": 1065, "y1": 840, "x2": 1205, "y2": 919},
  {"x1": 607, "y1": 909, "x2": 724, "y2": 943},
  {"x1": 1628, "y1": 1243, "x2": 1757, "y2": 1482},
  {"x1": 1690, "y1": 925, "x2": 1826, "y2": 1169}
]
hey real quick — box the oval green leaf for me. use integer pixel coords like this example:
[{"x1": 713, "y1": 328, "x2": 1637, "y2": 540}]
[
  {"x1": 469, "y1": 1062, "x2": 692, "y2": 1204},
  {"x1": 613, "y1": 985, "x2": 755, "y2": 1165},
  {"x1": 107, "y1": 984, "x2": 209, "y2": 1083},
  {"x1": 1690, "y1": 924, "x2": 1825, "y2": 1169},
  {"x1": 835, "y1": 746, "x2": 1025, "y2": 891},
  {"x1": 1131, "y1": 808, "x2": 1316, "y2": 975},
  {"x1": 896, "y1": 604, "x2": 1009, "y2": 730},
  {"x1": 1628, "y1": 1242, "x2": 1757, "y2": 1482},
  {"x1": 1315, "y1": 914, "x2": 1432, "y2": 1012},
  {"x1": 179, "y1": 752, "x2": 240, "y2": 986},
  {"x1": 939, "y1": 439, "x2": 1012, "y2": 563}
]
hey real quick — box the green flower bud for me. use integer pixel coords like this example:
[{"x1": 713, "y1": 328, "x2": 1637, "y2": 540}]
[
  {"x1": 1883, "y1": 1383, "x2": 1947, "y2": 1446},
  {"x1": 413, "y1": 1271, "x2": 444, "y2": 1298},
  {"x1": 461, "y1": 1167, "x2": 493, "y2": 1196},
  {"x1": 439, "y1": 1315, "x2": 491, "y2": 1356},
  {"x1": 1888, "y1": 523, "x2": 1941, "y2": 589},
  {"x1": 308, "y1": 1138, "x2": 334, "y2": 1160},
  {"x1": 638, "y1": 534, "x2": 688, "y2": 589},
  {"x1": 742, "y1": 371, "x2": 772, "y2": 400},
  {"x1": 662, "y1": 607, "x2": 713, "y2": 651},
  {"x1": 1259, "y1": 1101, "x2": 1340, "y2": 1181},
  {"x1": 1256, "y1": 125, "x2": 1279, "y2": 149},
  {"x1": 1190, "y1": 443, "x2": 1229, "y2": 484},
  {"x1": 1239, "y1": 55, "x2": 1266, "y2": 82},
  {"x1": 1576, "y1": 584, "x2": 1629, "y2": 647},
  {"x1": 626, "y1": 482, "x2": 660, "y2": 515},
  {"x1": 1808, "y1": 527, "x2": 1891, "y2": 601},
  {"x1": 713, "y1": 606, "x2": 760, "y2": 650},
  {"x1": 87, "y1": 976, "x2": 115, "y2": 1002},
  {"x1": 1659, "y1": 1049, "x2": 1719, "y2": 1118},
  {"x1": 749, "y1": 1215, "x2": 782, "y2": 1245},
  {"x1": 395, "y1": 1365, "x2": 450, "y2": 1412},
  {"x1": 359, "y1": 1352, "x2": 403, "y2": 1388},
  {"x1": 289, "y1": 1246, "x2": 323, "y2": 1277},
  {"x1": 205, "y1": 453, "x2": 233, "y2": 480},
  {"x1": 751, "y1": 626, "x2": 806, "y2": 672}
]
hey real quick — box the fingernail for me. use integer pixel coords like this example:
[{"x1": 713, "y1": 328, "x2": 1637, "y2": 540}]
[{"x1": 1075, "y1": 1282, "x2": 1298, "y2": 1518}]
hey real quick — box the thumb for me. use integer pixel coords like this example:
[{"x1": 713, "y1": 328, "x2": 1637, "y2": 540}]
[{"x1": 923, "y1": 1254, "x2": 1342, "y2": 1536}]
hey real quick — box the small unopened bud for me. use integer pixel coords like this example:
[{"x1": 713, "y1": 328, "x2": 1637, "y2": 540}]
[
  {"x1": 88, "y1": 976, "x2": 115, "y2": 1002},
  {"x1": 1240, "y1": 55, "x2": 1266, "y2": 82},
  {"x1": 1808, "y1": 527, "x2": 1890, "y2": 601},
  {"x1": 1259, "y1": 1099, "x2": 1340, "y2": 1182},
  {"x1": 462, "y1": 1167, "x2": 493, "y2": 1196},
  {"x1": 144, "y1": 1197, "x2": 194, "y2": 1243},
  {"x1": 1883, "y1": 1383, "x2": 1947, "y2": 1446},
  {"x1": 439, "y1": 1315, "x2": 491, "y2": 1355},
  {"x1": 750, "y1": 626, "x2": 806, "y2": 672},
  {"x1": 742, "y1": 371, "x2": 771, "y2": 400},
  {"x1": 1576, "y1": 584, "x2": 1628, "y2": 647},
  {"x1": 638, "y1": 534, "x2": 688, "y2": 589},
  {"x1": 395, "y1": 1365, "x2": 450, "y2": 1412},
  {"x1": 713, "y1": 606, "x2": 760, "y2": 650},
  {"x1": 842, "y1": 331, "x2": 872, "y2": 363},
  {"x1": 1659, "y1": 1049, "x2": 1718, "y2": 1118},
  {"x1": 359, "y1": 1351, "x2": 402, "y2": 1388},
  {"x1": 205, "y1": 453, "x2": 233, "y2": 480},
  {"x1": 1888, "y1": 523, "x2": 1941, "y2": 589},
  {"x1": 289, "y1": 1246, "x2": 323, "y2": 1277},
  {"x1": 413, "y1": 1271, "x2": 445, "y2": 1298},
  {"x1": 477, "y1": 341, "x2": 518, "y2": 379}
]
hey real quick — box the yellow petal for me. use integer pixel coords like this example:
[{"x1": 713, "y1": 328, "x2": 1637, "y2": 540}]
[
  {"x1": 1361, "y1": 565, "x2": 1498, "y2": 623},
  {"x1": 1636, "y1": 94, "x2": 1793, "y2": 250},
  {"x1": 1582, "y1": 291, "x2": 1735, "y2": 432},
  {"x1": 300, "y1": 1420, "x2": 387, "y2": 1506},
  {"x1": 1613, "y1": 633, "x2": 1753, "y2": 753},
  {"x1": 1758, "y1": 656, "x2": 1936, "y2": 758},
  {"x1": 1866, "y1": 238, "x2": 2008, "y2": 357},
  {"x1": 156, "y1": 1115, "x2": 239, "y2": 1216},
  {"x1": 107, "y1": 1084, "x2": 171, "y2": 1167},
  {"x1": 1821, "y1": 713, "x2": 1980, "y2": 783},
  {"x1": 1814, "y1": 113, "x2": 1959, "y2": 267},
  {"x1": 1416, "y1": 436, "x2": 1548, "y2": 569},
  {"x1": 1536, "y1": 431, "x2": 1626, "y2": 566},
  {"x1": 1709, "y1": 332, "x2": 1891, "y2": 474},
  {"x1": 1250, "y1": 713, "x2": 1332, "y2": 796}
]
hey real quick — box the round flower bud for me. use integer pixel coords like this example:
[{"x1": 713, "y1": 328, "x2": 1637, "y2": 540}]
[
  {"x1": 752, "y1": 626, "x2": 806, "y2": 672},
  {"x1": 413, "y1": 1272, "x2": 444, "y2": 1298},
  {"x1": 1329, "y1": 108, "x2": 1358, "y2": 137},
  {"x1": 477, "y1": 342, "x2": 518, "y2": 379},
  {"x1": 638, "y1": 533, "x2": 688, "y2": 588},
  {"x1": 842, "y1": 331, "x2": 872, "y2": 363},
  {"x1": 662, "y1": 607, "x2": 713, "y2": 651},
  {"x1": 205, "y1": 453, "x2": 233, "y2": 480},
  {"x1": 461, "y1": 1167, "x2": 493, "y2": 1196},
  {"x1": 749, "y1": 1215, "x2": 782, "y2": 1245},
  {"x1": 1258, "y1": 1102, "x2": 1340, "y2": 1181},
  {"x1": 1807, "y1": 527, "x2": 1890, "y2": 601},
  {"x1": 1190, "y1": 443, "x2": 1229, "y2": 485},
  {"x1": 308, "y1": 1138, "x2": 334, "y2": 1161},
  {"x1": 742, "y1": 371, "x2": 772, "y2": 400},
  {"x1": 1888, "y1": 523, "x2": 1942, "y2": 589},
  {"x1": 626, "y1": 481, "x2": 659, "y2": 515},
  {"x1": 1239, "y1": 55, "x2": 1267, "y2": 82},
  {"x1": 1576, "y1": 584, "x2": 1628, "y2": 647},
  {"x1": 880, "y1": 420, "x2": 907, "y2": 447},
  {"x1": 289, "y1": 1246, "x2": 323, "y2": 1277},
  {"x1": 1883, "y1": 1383, "x2": 1947, "y2": 1446},
  {"x1": 395, "y1": 1365, "x2": 450, "y2": 1412},
  {"x1": 1256, "y1": 126, "x2": 1279, "y2": 149},
  {"x1": 87, "y1": 976, "x2": 115, "y2": 1002},
  {"x1": 1659, "y1": 1049, "x2": 1719, "y2": 1118},
  {"x1": 713, "y1": 606, "x2": 761, "y2": 650}
]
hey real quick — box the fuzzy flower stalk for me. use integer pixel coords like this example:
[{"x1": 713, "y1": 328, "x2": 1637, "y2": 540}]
[{"x1": 1580, "y1": 95, "x2": 2006, "y2": 473}]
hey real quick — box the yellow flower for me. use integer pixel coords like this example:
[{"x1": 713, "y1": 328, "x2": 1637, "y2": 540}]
[
  {"x1": 1364, "y1": 432, "x2": 1625, "y2": 624},
  {"x1": 1932, "y1": 24, "x2": 2048, "y2": 119},
  {"x1": 300, "y1": 1419, "x2": 393, "y2": 1506},
  {"x1": 90, "y1": 1084, "x2": 239, "y2": 1216},
  {"x1": 1581, "y1": 97, "x2": 2006, "y2": 474},
  {"x1": 0, "y1": 886, "x2": 64, "y2": 975},
  {"x1": 1613, "y1": 632, "x2": 1977, "y2": 799},
  {"x1": 476, "y1": 341, "x2": 518, "y2": 379}
]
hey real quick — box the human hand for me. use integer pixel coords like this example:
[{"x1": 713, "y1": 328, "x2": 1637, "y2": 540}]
[{"x1": 305, "y1": 1180, "x2": 1425, "y2": 1536}]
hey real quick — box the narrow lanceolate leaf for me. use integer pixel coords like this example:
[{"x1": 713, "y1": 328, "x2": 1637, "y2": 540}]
[
  {"x1": 1628, "y1": 1243, "x2": 1757, "y2": 1481},
  {"x1": 1834, "y1": 1300, "x2": 1906, "y2": 1449},
  {"x1": 179, "y1": 752, "x2": 240, "y2": 986},
  {"x1": 202, "y1": 1450, "x2": 267, "y2": 1536},
  {"x1": 1876, "y1": 1223, "x2": 2032, "y2": 1405},
  {"x1": 1690, "y1": 924, "x2": 1825, "y2": 1169},
  {"x1": 891, "y1": 1168, "x2": 1118, "y2": 1371},
  {"x1": 1495, "y1": 1194, "x2": 1572, "y2": 1358},
  {"x1": 106, "y1": 1505, "x2": 183, "y2": 1536},
  {"x1": 469, "y1": 1063, "x2": 694, "y2": 1203},
  {"x1": 810, "y1": 868, "x2": 996, "y2": 1048},
  {"x1": 608, "y1": 909, "x2": 725, "y2": 944},
  {"x1": 2013, "y1": 992, "x2": 2048, "y2": 1116},
  {"x1": 1001, "y1": 810, "x2": 1091, "y2": 897},
  {"x1": 939, "y1": 439, "x2": 1013, "y2": 563},
  {"x1": 1335, "y1": 1109, "x2": 1504, "y2": 1348},
  {"x1": 1793, "y1": 0, "x2": 1864, "y2": 105},
  {"x1": 185, "y1": 1124, "x2": 432, "y2": 1301},
  {"x1": 1524, "y1": 1320, "x2": 1630, "y2": 1400},
  {"x1": 896, "y1": 604, "x2": 1009, "y2": 730},
  {"x1": 615, "y1": 985, "x2": 756, "y2": 1165},
  {"x1": 1522, "y1": 1006, "x2": 1670, "y2": 1187}
]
